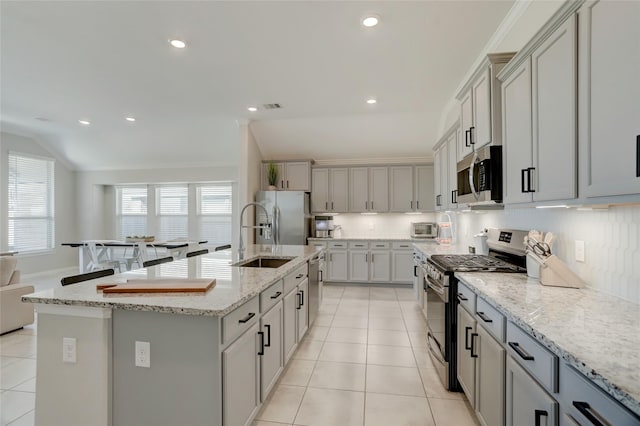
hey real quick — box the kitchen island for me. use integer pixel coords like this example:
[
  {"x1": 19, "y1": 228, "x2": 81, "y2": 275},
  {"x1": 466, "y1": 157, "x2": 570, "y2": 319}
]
[{"x1": 23, "y1": 244, "x2": 321, "y2": 426}]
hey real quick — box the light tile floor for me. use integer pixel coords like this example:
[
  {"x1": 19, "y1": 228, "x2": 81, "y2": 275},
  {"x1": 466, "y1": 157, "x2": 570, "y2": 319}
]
[
  {"x1": 253, "y1": 284, "x2": 478, "y2": 426},
  {"x1": 0, "y1": 274, "x2": 478, "y2": 426}
]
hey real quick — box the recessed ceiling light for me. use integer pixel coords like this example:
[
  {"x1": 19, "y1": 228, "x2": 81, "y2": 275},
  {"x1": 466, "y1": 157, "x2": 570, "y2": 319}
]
[
  {"x1": 78, "y1": 119, "x2": 91, "y2": 126},
  {"x1": 247, "y1": 107, "x2": 258, "y2": 112},
  {"x1": 362, "y1": 15, "x2": 379, "y2": 27},
  {"x1": 125, "y1": 117, "x2": 136, "y2": 122},
  {"x1": 366, "y1": 98, "x2": 377, "y2": 104},
  {"x1": 169, "y1": 39, "x2": 186, "y2": 49}
]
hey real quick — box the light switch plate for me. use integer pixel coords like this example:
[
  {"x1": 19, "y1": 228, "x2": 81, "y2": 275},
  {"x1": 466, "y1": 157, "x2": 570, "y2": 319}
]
[
  {"x1": 135, "y1": 341, "x2": 150, "y2": 368},
  {"x1": 62, "y1": 337, "x2": 77, "y2": 363},
  {"x1": 575, "y1": 240, "x2": 585, "y2": 262}
]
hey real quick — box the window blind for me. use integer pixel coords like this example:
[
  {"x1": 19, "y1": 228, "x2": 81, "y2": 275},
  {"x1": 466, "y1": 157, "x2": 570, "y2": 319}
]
[
  {"x1": 197, "y1": 184, "x2": 232, "y2": 246},
  {"x1": 8, "y1": 153, "x2": 55, "y2": 252},
  {"x1": 116, "y1": 186, "x2": 147, "y2": 240},
  {"x1": 156, "y1": 186, "x2": 188, "y2": 241}
]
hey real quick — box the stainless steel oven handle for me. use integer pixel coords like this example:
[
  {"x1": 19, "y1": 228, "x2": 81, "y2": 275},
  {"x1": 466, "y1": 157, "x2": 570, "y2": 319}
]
[
  {"x1": 469, "y1": 151, "x2": 479, "y2": 200},
  {"x1": 427, "y1": 332, "x2": 447, "y2": 366},
  {"x1": 427, "y1": 276, "x2": 448, "y2": 303}
]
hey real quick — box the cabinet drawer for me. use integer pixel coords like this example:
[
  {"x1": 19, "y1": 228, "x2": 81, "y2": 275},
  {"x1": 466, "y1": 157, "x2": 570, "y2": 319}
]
[
  {"x1": 222, "y1": 296, "x2": 259, "y2": 345},
  {"x1": 559, "y1": 363, "x2": 640, "y2": 426},
  {"x1": 392, "y1": 242, "x2": 412, "y2": 250},
  {"x1": 328, "y1": 241, "x2": 347, "y2": 249},
  {"x1": 475, "y1": 297, "x2": 506, "y2": 342},
  {"x1": 348, "y1": 241, "x2": 369, "y2": 249},
  {"x1": 309, "y1": 241, "x2": 327, "y2": 249},
  {"x1": 370, "y1": 241, "x2": 390, "y2": 249},
  {"x1": 260, "y1": 280, "x2": 284, "y2": 313},
  {"x1": 456, "y1": 281, "x2": 476, "y2": 313},
  {"x1": 284, "y1": 263, "x2": 308, "y2": 294},
  {"x1": 506, "y1": 321, "x2": 558, "y2": 393}
]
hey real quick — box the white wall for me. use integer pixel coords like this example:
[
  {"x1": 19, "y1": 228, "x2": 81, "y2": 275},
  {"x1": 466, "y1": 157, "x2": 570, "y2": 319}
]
[
  {"x1": 450, "y1": 205, "x2": 640, "y2": 304},
  {"x1": 237, "y1": 122, "x2": 264, "y2": 247},
  {"x1": 332, "y1": 213, "x2": 437, "y2": 239},
  {"x1": 0, "y1": 132, "x2": 77, "y2": 273}
]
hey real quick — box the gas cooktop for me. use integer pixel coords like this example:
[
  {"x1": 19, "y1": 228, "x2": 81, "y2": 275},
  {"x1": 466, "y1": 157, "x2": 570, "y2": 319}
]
[{"x1": 429, "y1": 254, "x2": 526, "y2": 273}]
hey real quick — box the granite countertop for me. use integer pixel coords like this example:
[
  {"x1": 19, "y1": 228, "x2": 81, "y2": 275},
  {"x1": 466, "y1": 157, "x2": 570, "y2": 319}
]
[
  {"x1": 309, "y1": 236, "x2": 432, "y2": 242},
  {"x1": 456, "y1": 272, "x2": 640, "y2": 417},
  {"x1": 23, "y1": 245, "x2": 321, "y2": 317},
  {"x1": 413, "y1": 241, "x2": 471, "y2": 256}
]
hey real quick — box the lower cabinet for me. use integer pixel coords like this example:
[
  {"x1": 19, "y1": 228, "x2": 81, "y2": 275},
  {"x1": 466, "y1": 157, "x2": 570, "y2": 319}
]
[
  {"x1": 391, "y1": 249, "x2": 413, "y2": 283},
  {"x1": 297, "y1": 278, "x2": 309, "y2": 341},
  {"x1": 369, "y1": 250, "x2": 390, "y2": 282},
  {"x1": 222, "y1": 322, "x2": 260, "y2": 426},
  {"x1": 259, "y1": 302, "x2": 283, "y2": 400},
  {"x1": 457, "y1": 304, "x2": 477, "y2": 406},
  {"x1": 283, "y1": 288, "x2": 298, "y2": 363},
  {"x1": 475, "y1": 323, "x2": 506, "y2": 426},
  {"x1": 327, "y1": 250, "x2": 348, "y2": 282},
  {"x1": 506, "y1": 356, "x2": 558, "y2": 426}
]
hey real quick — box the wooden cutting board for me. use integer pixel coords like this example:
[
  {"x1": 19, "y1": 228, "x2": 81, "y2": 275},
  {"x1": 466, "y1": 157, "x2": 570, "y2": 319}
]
[{"x1": 98, "y1": 279, "x2": 215, "y2": 294}]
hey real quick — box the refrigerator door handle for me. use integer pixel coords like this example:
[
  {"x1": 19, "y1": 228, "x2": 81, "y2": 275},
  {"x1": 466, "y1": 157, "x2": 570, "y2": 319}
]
[{"x1": 273, "y1": 206, "x2": 279, "y2": 245}]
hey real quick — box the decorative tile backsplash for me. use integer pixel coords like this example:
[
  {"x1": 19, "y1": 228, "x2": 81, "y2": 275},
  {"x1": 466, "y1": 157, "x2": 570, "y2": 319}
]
[
  {"x1": 332, "y1": 213, "x2": 437, "y2": 239},
  {"x1": 451, "y1": 205, "x2": 640, "y2": 304}
]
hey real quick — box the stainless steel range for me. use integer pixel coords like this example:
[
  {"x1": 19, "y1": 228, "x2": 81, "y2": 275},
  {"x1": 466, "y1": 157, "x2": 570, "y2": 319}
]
[{"x1": 424, "y1": 228, "x2": 528, "y2": 391}]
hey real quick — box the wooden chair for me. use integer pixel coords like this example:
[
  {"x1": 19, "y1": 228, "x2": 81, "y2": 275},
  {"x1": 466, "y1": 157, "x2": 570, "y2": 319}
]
[
  {"x1": 62, "y1": 269, "x2": 115, "y2": 286},
  {"x1": 186, "y1": 249, "x2": 209, "y2": 258},
  {"x1": 142, "y1": 257, "x2": 173, "y2": 268},
  {"x1": 214, "y1": 244, "x2": 231, "y2": 252}
]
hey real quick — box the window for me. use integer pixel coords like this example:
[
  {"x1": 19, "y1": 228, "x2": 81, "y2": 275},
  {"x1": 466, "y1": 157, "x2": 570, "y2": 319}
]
[
  {"x1": 116, "y1": 186, "x2": 148, "y2": 240},
  {"x1": 156, "y1": 186, "x2": 188, "y2": 241},
  {"x1": 8, "y1": 152, "x2": 55, "y2": 252},
  {"x1": 197, "y1": 184, "x2": 232, "y2": 246}
]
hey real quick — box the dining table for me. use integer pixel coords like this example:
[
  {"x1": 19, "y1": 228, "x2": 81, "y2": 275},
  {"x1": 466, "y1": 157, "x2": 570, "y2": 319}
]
[{"x1": 62, "y1": 240, "x2": 208, "y2": 272}]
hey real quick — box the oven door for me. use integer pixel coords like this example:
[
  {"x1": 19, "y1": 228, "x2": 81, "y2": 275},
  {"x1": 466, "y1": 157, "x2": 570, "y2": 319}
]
[{"x1": 425, "y1": 275, "x2": 449, "y2": 388}]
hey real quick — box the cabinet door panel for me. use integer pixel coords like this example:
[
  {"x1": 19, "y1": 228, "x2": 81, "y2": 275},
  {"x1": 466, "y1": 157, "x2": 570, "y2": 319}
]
[
  {"x1": 223, "y1": 323, "x2": 260, "y2": 426},
  {"x1": 389, "y1": 166, "x2": 413, "y2": 212},
  {"x1": 369, "y1": 251, "x2": 390, "y2": 283},
  {"x1": 349, "y1": 168, "x2": 369, "y2": 212},
  {"x1": 330, "y1": 169, "x2": 349, "y2": 212},
  {"x1": 260, "y1": 303, "x2": 283, "y2": 400},
  {"x1": 506, "y1": 356, "x2": 558, "y2": 426},
  {"x1": 283, "y1": 290, "x2": 298, "y2": 364},
  {"x1": 476, "y1": 324, "x2": 505, "y2": 426},
  {"x1": 369, "y1": 167, "x2": 389, "y2": 212},
  {"x1": 439, "y1": 142, "x2": 450, "y2": 210},
  {"x1": 532, "y1": 15, "x2": 577, "y2": 201},
  {"x1": 434, "y1": 149, "x2": 442, "y2": 210},
  {"x1": 311, "y1": 169, "x2": 329, "y2": 212},
  {"x1": 349, "y1": 250, "x2": 369, "y2": 282},
  {"x1": 447, "y1": 133, "x2": 459, "y2": 209},
  {"x1": 473, "y1": 68, "x2": 492, "y2": 149},
  {"x1": 297, "y1": 279, "x2": 309, "y2": 341},
  {"x1": 460, "y1": 90, "x2": 474, "y2": 159},
  {"x1": 414, "y1": 165, "x2": 434, "y2": 212},
  {"x1": 579, "y1": 0, "x2": 640, "y2": 197},
  {"x1": 502, "y1": 59, "x2": 533, "y2": 204},
  {"x1": 285, "y1": 162, "x2": 310, "y2": 191},
  {"x1": 391, "y1": 251, "x2": 413, "y2": 283},
  {"x1": 457, "y1": 306, "x2": 476, "y2": 406},
  {"x1": 328, "y1": 251, "x2": 348, "y2": 282}
]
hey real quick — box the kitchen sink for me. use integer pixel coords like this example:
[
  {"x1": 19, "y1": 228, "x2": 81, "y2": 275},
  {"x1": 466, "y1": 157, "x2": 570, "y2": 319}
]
[{"x1": 235, "y1": 257, "x2": 293, "y2": 268}]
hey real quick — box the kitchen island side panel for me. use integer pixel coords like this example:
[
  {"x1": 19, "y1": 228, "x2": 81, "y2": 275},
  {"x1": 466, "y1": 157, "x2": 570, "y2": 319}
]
[{"x1": 112, "y1": 310, "x2": 222, "y2": 426}]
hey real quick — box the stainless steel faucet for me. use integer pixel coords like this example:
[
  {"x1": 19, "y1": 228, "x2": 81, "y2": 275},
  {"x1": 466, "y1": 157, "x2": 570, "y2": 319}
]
[{"x1": 238, "y1": 202, "x2": 272, "y2": 260}]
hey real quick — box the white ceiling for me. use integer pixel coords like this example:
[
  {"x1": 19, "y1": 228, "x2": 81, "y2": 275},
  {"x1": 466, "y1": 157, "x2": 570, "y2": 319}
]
[{"x1": 1, "y1": 1, "x2": 514, "y2": 171}]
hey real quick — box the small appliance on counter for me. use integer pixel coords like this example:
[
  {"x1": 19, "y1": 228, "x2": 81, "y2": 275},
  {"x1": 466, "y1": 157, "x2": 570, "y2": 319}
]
[
  {"x1": 410, "y1": 222, "x2": 437, "y2": 239},
  {"x1": 313, "y1": 215, "x2": 339, "y2": 238},
  {"x1": 435, "y1": 213, "x2": 455, "y2": 245}
]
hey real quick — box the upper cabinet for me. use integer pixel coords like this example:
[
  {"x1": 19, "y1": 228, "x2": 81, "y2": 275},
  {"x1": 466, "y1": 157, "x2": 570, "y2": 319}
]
[
  {"x1": 433, "y1": 125, "x2": 459, "y2": 211},
  {"x1": 311, "y1": 168, "x2": 348, "y2": 213},
  {"x1": 500, "y1": 13, "x2": 577, "y2": 204},
  {"x1": 348, "y1": 167, "x2": 389, "y2": 213},
  {"x1": 456, "y1": 53, "x2": 515, "y2": 161},
  {"x1": 389, "y1": 166, "x2": 413, "y2": 212},
  {"x1": 578, "y1": 0, "x2": 640, "y2": 198},
  {"x1": 261, "y1": 161, "x2": 311, "y2": 191}
]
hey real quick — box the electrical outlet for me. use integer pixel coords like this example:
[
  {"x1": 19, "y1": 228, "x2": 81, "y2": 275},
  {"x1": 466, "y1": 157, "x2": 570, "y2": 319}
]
[
  {"x1": 135, "y1": 341, "x2": 150, "y2": 368},
  {"x1": 575, "y1": 240, "x2": 585, "y2": 262},
  {"x1": 62, "y1": 337, "x2": 77, "y2": 363}
]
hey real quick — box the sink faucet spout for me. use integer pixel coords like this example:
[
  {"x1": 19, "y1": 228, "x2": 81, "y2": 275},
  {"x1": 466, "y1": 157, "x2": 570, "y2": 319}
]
[{"x1": 239, "y1": 202, "x2": 272, "y2": 260}]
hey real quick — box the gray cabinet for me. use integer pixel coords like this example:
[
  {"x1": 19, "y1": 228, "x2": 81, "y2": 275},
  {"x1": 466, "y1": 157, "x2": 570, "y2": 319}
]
[
  {"x1": 369, "y1": 250, "x2": 390, "y2": 283},
  {"x1": 327, "y1": 250, "x2": 348, "y2": 282},
  {"x1": 260, "y1": 302, "x2": 283, "y2": 400},
  {"x1": 391, "y1": 246, "x2": 413, "y2": 284},
  {"x1": 506, "y1": 356, "x2": 558, "y2": 426},
  {"x1": 369, "y1": 167, "x2": 389, "y2": 213},
  {"x1": 457, "y1": 304, "x2": 477, "y2": 406},
  {"x1": 476, "y1": 323, "x2": 506, "y2": 426},
  {"x1": 349, "y1": 167, "x2": 389, "y2": 213},
  {"x1": 414, "y1": 165, "x2": 435, "y2": 212},
  {"x1": 349, "y1": 168, "x2": 369, "y2": 213},
  {"x1": 390, "y1": 166, "x2": 414, "y2": 212},
  {"x1": 283, "y1": 289, "x2": 298, "y2": 364},
  {"x1": 349, "y1": 249, "x2": 369, "y2": 282},
  {"x1": 330, "y1": 169, "x2": 349, "y2": 212},
  {"x1": 222, "y1": 322, "x2": 260, "y2": 426},
  {"x1": 311, "y1": 168, "x2": 349, "y2": 213},
  {"x1": 578, "y1": 0, "x2": 640, "y2": 198},
  {"x1": 296, "y1": 278, "x2": 309, "y2": 341},
  {"x1": 311, "y1": 168, "x2": 330, "y2": 212},
  {"x1": 262, "y1": 161, "x2": 310, "y2": 191}
]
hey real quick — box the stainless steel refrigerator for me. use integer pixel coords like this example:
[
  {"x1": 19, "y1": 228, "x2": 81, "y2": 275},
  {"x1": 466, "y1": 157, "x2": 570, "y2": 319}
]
[{"x1": 255, "y1": 191, "x2": 310, "y2": 245}]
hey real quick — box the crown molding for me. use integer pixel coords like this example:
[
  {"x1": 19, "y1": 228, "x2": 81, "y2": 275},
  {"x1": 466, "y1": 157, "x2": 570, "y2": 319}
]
[{"x1": 313, "y1": 156, "x2": 433, "y2": 167}]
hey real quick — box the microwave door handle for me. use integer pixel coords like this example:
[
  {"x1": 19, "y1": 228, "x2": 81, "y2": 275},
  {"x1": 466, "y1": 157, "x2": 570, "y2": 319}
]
[{"x1": 468, "y1": 151, "x2": 479, "y2": 200}]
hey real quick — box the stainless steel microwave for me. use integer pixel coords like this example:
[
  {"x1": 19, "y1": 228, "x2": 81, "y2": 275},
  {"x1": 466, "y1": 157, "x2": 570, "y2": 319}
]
[
  {"x1": 411, "y1": 222, "x2": 438, "y2": 239},
  {"x1": 456, "y1": 145, "x2": 503, "y2": 205}
]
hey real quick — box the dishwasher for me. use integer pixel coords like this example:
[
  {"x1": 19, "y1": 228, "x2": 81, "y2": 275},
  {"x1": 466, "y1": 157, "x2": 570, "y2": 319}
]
[{"x1": 308, "y1": 252, "x2": 323, "y2": 326}]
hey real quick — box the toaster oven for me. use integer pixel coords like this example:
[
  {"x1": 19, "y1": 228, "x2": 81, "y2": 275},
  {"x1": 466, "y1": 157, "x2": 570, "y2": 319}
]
[{"x1": 411, "y1": 222, "x2": 438, "y2": 239}]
